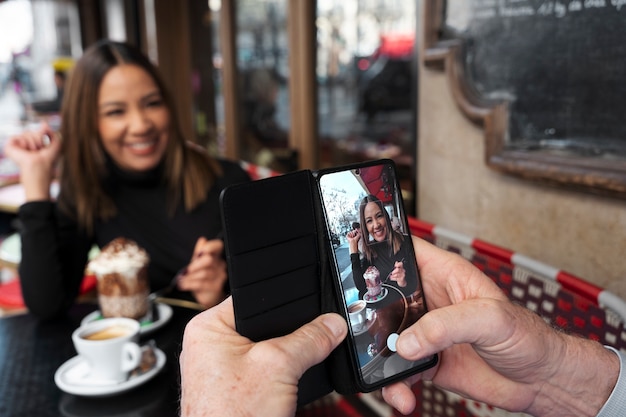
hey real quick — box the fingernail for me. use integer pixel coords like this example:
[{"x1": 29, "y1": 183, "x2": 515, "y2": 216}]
[
  {"x1": 322, "y1": 314, "x2": 346, "y2": 338},
  {"x1": 397, "y1": 332, "x2": 420, "y2": 356}
]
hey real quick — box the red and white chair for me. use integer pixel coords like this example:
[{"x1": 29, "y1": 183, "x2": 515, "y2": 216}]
[{"x1": 401, "y1": 217, "x2": 626, "y2": 417}]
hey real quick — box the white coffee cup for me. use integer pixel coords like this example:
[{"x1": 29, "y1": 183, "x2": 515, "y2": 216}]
[
  {"x1": 72, "y1": 317, "x2": 142, "y2": 383},
  {"x1": 348, "y1": 300, "x2": 367, "y2": 331}
]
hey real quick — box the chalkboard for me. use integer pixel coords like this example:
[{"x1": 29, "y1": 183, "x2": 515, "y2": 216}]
[{"x1": 443, "y1": 0, "x2": 626, "y2": 156}]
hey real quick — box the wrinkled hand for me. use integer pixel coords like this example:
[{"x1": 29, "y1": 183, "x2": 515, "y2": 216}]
[
  {"x1": 3, "y1": 123, "x2": 61, "y2": 201},
  {"x1": 382, "y1": 237, "x2": 618, "y2": 417},
  {"x1": 179, "y1": 297, "x2": 348, "y2": 417},
  {"x1": 177, "y1": 237, "x2": 227, "y2": 308}
]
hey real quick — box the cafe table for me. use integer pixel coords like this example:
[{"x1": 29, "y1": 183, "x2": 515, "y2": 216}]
[
  {"x1": 0, "y1": 301, "x2": 196, "y2": 417},
  {"x1": 0, "y1": 300, "x2": 386, "y2": 417},
  {"x1": 351, "y1": 284, "x2": 427, "y2": 386}
]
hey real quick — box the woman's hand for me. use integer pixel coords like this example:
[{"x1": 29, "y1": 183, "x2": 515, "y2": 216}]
[
  {"x1": 387, "y1": 260, "x2": 406, "y2": 287},
  {"x1": 177, "y1": 237, "x2": 228, "y2": 308},
  {"x1": 3, "y1": 123, "x2": 62, "y2": 201},
  {"x1": 346, "y1": 228, "x2": 361, "y2": 254}
]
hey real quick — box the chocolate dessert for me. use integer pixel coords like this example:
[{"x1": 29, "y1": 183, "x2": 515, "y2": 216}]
[
  {"x1": 88, "y1": 237, "x2": 150, "y2": 319},
  {"x1": 363, "y1": 265, "x2": 382, "y2": 297}
]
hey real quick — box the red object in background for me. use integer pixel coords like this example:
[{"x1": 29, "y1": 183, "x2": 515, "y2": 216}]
[
  {"x1": 357, "y1": 164, "x2": 393, "y2": 203},
  {"x1": 357, "y1": 33, "x2": 415, "y2": 73},
  {"x1": 0, "y1": 275, "x2": 97, "y2": 309},
  {"x1": 357, "y1": 58, "x2": 370, "y2": 71},
  {"x1": 403, "y1": 216, "x2": 626, "y2": 417},
  {"x1": 377, "y1": 33, "x2": 415, "y2": 59}
]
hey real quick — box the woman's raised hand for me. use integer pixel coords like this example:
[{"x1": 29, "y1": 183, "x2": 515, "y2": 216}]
[
  {"x1": 346, "y1": 228, "x2": 361, "y2": 254},
  {"x1": 4, "y1": 123, "x2": 62, "y2": 201}
]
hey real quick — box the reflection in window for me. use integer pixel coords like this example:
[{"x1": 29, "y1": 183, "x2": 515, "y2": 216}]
[
  {"x1": 316, "y1": 1, "x2": 417, "y2": 214},
  {"x1": 0, "y1": 0, "x2": 81, "y2": 122},
  {"x1": 235, "y1": 0, "x2": 295, "y2": 173}
]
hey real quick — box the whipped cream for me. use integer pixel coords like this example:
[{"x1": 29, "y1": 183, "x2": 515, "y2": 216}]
[{"x1": 88, "y1": 237, "x2": 150, "y2": 278}]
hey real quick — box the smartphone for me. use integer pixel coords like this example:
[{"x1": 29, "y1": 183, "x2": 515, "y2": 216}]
[{"x1": 316, "y1": 159, "x2": 438, "y2": 391}]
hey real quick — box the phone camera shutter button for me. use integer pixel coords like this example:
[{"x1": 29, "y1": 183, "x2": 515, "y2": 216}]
[{"x1": 387, "y1": 333, "x2": 399, "y2": 352}]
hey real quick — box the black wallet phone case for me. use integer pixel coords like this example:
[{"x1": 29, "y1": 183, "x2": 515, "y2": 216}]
[{"x1": 220, "y1": 168, "x2": 359, "y2": 406}]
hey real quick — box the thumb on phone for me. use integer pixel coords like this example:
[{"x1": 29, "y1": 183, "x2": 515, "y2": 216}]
[{"x1": 268, "y1": 313, "x2": 348, "y2": 378}]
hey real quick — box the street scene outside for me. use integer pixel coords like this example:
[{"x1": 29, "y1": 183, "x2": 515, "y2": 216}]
[
  {"x1": 0, "y1": 0, "x2": 36, "y2": 181},
  {"x1": 230, "y1": 0, "x2": 417, "y2": 212},
  {"x1": 319, "y1": 169, "x2": 365, "y2": 305}
]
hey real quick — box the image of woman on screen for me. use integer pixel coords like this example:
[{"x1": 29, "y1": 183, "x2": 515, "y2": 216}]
[{"x1": 346, "y1": 194, "x2": 417, "y2": 299}]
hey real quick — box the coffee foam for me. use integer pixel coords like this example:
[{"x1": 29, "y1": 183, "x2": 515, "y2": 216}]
[
  {"x1": 83, "y1": 324, "x2": 132, "y2": 341},
  {"x1": 88, "y1": 237, "x2": 149, "y2": 278}
]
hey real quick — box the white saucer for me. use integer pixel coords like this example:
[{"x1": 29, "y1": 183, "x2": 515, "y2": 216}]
[
  {"x1": 54, "y1": 347, "x2": 166, "y2": 397},
  {"x1": 81, "y1": 303, "x2": 173, "y2": 335},
  {"x1": 364, "y1": 287, "x2": 388, "y2": 303}
]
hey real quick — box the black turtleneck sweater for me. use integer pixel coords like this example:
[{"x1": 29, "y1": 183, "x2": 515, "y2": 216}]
[
  {"x1": 350, "y1": 236, "x2": 418, "y2": 298},
  {"x1": 17, "y1": 158, "x2": 250, "y2": 320}
]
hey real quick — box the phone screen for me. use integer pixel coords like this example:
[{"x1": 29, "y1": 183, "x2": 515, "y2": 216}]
[{"x1": 317, "y1": 160, "x2": 437, "y2": 391}]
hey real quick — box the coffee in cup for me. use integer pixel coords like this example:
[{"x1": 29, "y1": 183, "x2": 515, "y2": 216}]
[
  {"x1": 348, "y1": 300, "x2": 367, "y2": 331},
  {"x1": 72, "y1": 317, "x2": 142, "y2": 383},
  {"x1": 82, "y1": 324, "x2": 133, "y2": 341}
]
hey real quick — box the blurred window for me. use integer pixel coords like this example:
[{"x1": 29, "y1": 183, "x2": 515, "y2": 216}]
[
  {"x1": 316, "y1": 0, "x2": 417, "y2": 214},
  {"x1": 234, "y1": 0, "x2": 296, "y2": 173},
  {"x1": 0, "y1": 0, "x2": 81, "y2": 122}
]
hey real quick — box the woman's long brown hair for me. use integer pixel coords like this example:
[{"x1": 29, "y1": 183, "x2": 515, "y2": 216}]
[
  {"x1": 358, "y1": 194, "x2": 404, "y2": 263},
  {"x1": 58, "y1": 40, "x2": 221, "y2": 234}
]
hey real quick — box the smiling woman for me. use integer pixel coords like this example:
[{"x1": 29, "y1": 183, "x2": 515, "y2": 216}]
[
  {"x1": 3, "y1": 40, "x2": 251, "y2": 320},
  {"x1": 347, "y1": 192, "x2": 417, "y2": 300},
  {"x1": 97, "y1": 65, "x2": 171, "y2": 172}
]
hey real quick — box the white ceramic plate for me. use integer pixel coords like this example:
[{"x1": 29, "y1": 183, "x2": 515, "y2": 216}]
[
  {"x1": 0, "y1": 232, "x2": 20, "y2": 265},
  {"x1": 81, "y1": 303, "x2": 173, "y2": 335},
  {"x1": 54, "y1": 347, "x2": 166, "y2": 397}
]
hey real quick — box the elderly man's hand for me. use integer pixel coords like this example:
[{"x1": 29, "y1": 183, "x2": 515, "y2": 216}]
[
  {"x1": 383, "y1": 237, "x2": 619, "y2": 417},
  {"x1": 180, "y1": 297, "x2": 348, "y2": 417}
]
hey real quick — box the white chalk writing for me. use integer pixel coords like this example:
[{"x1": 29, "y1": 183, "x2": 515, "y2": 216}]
[
  {"x1": 612, "y1": 0, "x2": 626, "y2": 10},
  {"x1": 569, "y1": 1, "x2": 583, "y2": 11},
  {"x1": 584, "y1": 0, "x2": 607, "y2": 8},
  {"x1": 554, "y1": 1, "x2": 567, "y2": 16},
  {"x1": 475, "y1": 7, "x2": 497, "y2": 18},
  {"x1": 537, "y1": 2, "x2": 553, "y2": 15},
  {"x1": 468, "y1": 0, "x2": 624, "y2": 19},
  {"x1": 500, "y1": 6, "x2": 535, "y2": 16}
]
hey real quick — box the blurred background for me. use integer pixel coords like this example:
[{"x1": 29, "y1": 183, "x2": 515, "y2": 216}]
[
  {"x1": 0, "y1": 0, "x2": 418, "y2": 213},
  {"x1": 1, "y1": 0, "x2": 626, "y2": 333}
]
